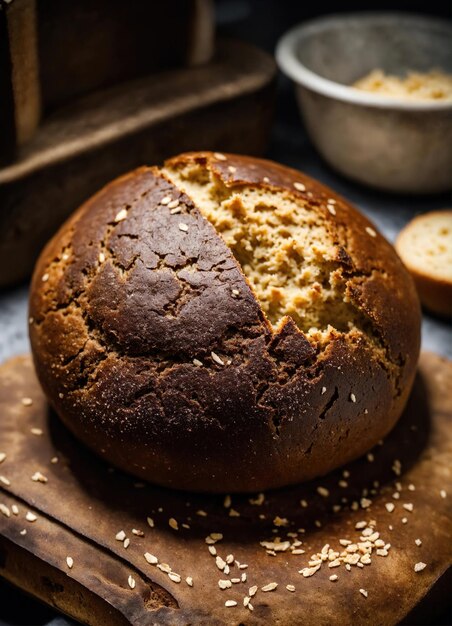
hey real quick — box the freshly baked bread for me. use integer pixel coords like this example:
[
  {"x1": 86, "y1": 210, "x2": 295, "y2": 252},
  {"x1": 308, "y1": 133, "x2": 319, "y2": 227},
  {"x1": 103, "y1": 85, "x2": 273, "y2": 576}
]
[
  {"x1": 396, "y1": 210, "x2": 452, "y2": 318},
  {"x1": 29, "y1": 152, "x2": 421, "y2": 492}
]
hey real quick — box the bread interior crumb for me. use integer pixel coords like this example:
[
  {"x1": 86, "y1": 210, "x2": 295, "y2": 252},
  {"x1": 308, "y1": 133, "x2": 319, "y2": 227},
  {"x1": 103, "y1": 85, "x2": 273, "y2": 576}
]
[{"x1": 163, "y1": 162, "x2": 363, "y2": 335}]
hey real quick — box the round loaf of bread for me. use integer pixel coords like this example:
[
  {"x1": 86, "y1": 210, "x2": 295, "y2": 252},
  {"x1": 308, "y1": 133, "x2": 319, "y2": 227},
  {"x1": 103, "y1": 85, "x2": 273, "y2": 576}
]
[{"x1": 29, "y1": 152, "x2": 421, "y2": 492}]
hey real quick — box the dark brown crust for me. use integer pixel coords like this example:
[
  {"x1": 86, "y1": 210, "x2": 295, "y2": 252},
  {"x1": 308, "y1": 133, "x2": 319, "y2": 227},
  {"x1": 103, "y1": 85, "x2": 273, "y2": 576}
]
[{"x1": 29, "y1": 153, "x2": 421, "y2": 492}]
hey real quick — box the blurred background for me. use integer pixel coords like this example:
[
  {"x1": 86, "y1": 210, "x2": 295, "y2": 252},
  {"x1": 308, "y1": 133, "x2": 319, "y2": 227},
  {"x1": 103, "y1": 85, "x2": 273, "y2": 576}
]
[{"x1": 0, "y1": 1, "x2": 451, "y2": 624}]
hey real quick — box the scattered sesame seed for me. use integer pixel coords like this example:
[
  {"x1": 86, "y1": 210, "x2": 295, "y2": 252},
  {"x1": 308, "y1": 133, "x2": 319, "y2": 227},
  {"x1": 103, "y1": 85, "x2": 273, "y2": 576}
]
[
  {"x1": 359, "y1": 588, "x2": 368, "y2": 598},
  {"x1": 321, "y1": 386, "x2": 327, "y2": 395},
  {"x1": 294, "y1": 182, "x2": 306, "y2": 192},
  {"x1": 415, "y1": 539, "x2": 422, "y2": 546},
  {"x1": 146, "y1": 517, "x2": 154, "y2": 528},
  {"x1": 300, "y1": 565, "x2": 321, "y2": 577},
  {"x1": 360, "y1": 498, "x2": 372, "y2": 509},
  {"x1": 21, "y1": 397, "x2": 33, "y2": 406},
  {"x1": 186, "y1": 577, "x2": 193, "y2": 587},
  {"x1": 343, "y1": 470, "x2": 350, "y2": 478},
  {"x1": 0, "y1": 476, "x2": 10, "y2": 486},
  {"x1": 144, "y1": 552, "x2": 158, "y2": 564},
  {"x1": 26, "y1": 512, "x2": 37, "y2": 522},
  {"x1": 30, "y1": 428, "x2": 43, "y2": 436},
  {"x1": 223, "y1": 494, "x2": 231, "y2": 508},
  {"x1": 261, "y1": 582, "x2": 278, "y2": 592},
  {"x1": 392, "y1": 492, "x2": 400, "y2": 500},
  {"x1": 225, "y1": 600, "x2": 237, "y2": 607},
  {"x1": 116, "y1": 530, "x2": 126, "y2": 541},
  {"x1": 128, "y1": 575, "x2": 136, "y2": 589},
  {"x1": 178, "y1": 223, "x2": 188, "y2": 232},
  {"x1": 385, "y1": 502, "x2": 395, "y2": 513},
  {"x1": 355, "y1": 521, "x2": 367, "y2": 529},
  {"x1": 229, "y1": 508, "x2": 240, "y2": 517},
  {"x1": 402, "y1": 517, "x2": 408, "y2": 524},
  {"x1": 0, "y1": 504, "x2": 10, "y2": 517},
  {"x1": 241, "y1": 573, "x2": 247, "y2": 582},
  {"x1": 440, "y1": 490, "x2": 447, "y2": 499},
  {"x1": 231, "y1": 578, "x2": 241, "y2": 584},
  {"x1": 168, "y1": 572, "x2": 181, "y2": 583},
  {"x1": 273, "y1": 516, "x2": 289, "y2": 527},
  {"x1": 392, "y1": 460, "x2": 402, "y2": 476},
  {"x1": 403, "y1": 503, "x2": 414, "y2": 512},
  {"x1": 196, "y1": 510, "x2": 207, "y2": 517},
  {"x1": 161, "y1": 196, "x2": 171, "y2": 205},
  {"x1": 414, "y1": 562, "x2": 426, "y2": 572},
  {"x1": 329, "y1": 575, "x2": 338, "y2": 582},
  {"x1": 20, "y1": 529, "x2": 27, "y2": 535},
  {"x1": 192, "y1": 358, "x2": 203, "y2": 367},
  {"x1": 31, "y1": 471, "x2": 47, "y2": 483},
  {"x1": 123, "y1": 538, "x2": 130, "y2": 549},
  {"x1": 317, "y1": 486, "x2": 330, "y2": 498},
  {"x1": 132, "y1": 528, "x2": 144, "y2": 537},
  {"x1": 216, "y1": 556, "x2": 226, "y2": 571},
  {"x1": 41, "y1": 273, "x2": 49, "y2": 282},
  {"x1": 408, "y1": 484, "x2": 416, "y2": 491},
  {"x1": 300, "y1": 499, "x2": 308, "y2": 508},
  {"x1": 114, "y1": 209, "x2": 128, "y2": 223},
  {"x1": 208, "y1": 546, "x2": 217, "y2": 556},
  {"x1": 338, "y1": 480, "x2": 348, "y2": 488},
  {"x1": 367, "y1": 453, "x2": 374, "y2": 462},
  {"x1": 365, "y1": 227, "x2": 377, "y2": 238},
  {"x1": 350, "y1": 393, "x2": 356, "y2": 403},
  {"x1": 211, "y1": 351, "x2": 224, "y2": 366},
  {"x1": 214, "y1": 153, "x2": 227, "y2": 161},
  {"x1": 327, "y1": 205, "x2": 336, "y2": 216},
  {"x1": 228, "y1": 166, "x2": 236, "y2": 173},
  {"x1": 249, "y1": 493, "x2": 265, "y2": 506},
  {"x1": 66, "y1": 556, "x2": 73, "y2": 569},
  {"x1": 0, "y1": 453, "x2": 5, "y2": 464},
  {"x1": 11, "y1": 505, "x2": 18, "y2": 515},
  {"x1": 232, "y1": 288, "x2": 240, "y2": 296},
  {"x1": 157, "y1": 563, "x2": 171, "y2": 573},
  {"x1": 263, "y1": 176, "x2": 270, "y2": 183},
  {"x1": 98, "y1": 252, "x2": 105, "y2": 263},
  {"x1": 243, "y1": 596, "x2": 250, "y2": 607},
  {"x1": 286, "y1": 584, "x2": 296, "y2": 592},
  {"x1": 169, "y1": 518, "x2": 179, "y2": 530},
  {"x1": 168, "y1": 199, "x2": 179, "y2": 209}
]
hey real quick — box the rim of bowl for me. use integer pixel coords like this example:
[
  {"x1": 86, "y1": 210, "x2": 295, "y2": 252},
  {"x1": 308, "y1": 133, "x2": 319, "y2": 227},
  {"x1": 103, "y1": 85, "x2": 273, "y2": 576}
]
[{"x1": 276, "y1": 12, "x2": 452, "y2": 111}]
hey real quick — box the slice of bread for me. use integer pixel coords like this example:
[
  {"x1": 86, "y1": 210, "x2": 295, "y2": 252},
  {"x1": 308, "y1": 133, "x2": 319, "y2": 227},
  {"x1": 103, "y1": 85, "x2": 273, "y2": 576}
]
[{"x1": 396, "y1": 210, "x2": 452, "y2": 318}]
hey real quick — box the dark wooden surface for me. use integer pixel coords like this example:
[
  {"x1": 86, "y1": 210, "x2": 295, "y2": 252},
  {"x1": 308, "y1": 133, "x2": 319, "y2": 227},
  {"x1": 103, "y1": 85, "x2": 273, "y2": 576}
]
[
  {"x1": 0, "y1": 352, "x2": 450, "y2": 625},
  {"x1": 0, "y1": 39, "x2": 276, "y2": 288}
]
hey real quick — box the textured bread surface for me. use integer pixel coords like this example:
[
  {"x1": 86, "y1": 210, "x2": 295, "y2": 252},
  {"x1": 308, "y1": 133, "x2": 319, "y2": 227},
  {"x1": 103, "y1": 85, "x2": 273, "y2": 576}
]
[
  {"x1": 396, "y1": 210, "x2": 452, "y2": 318},
  {"x1": 29, "y1": 152, "x2": 421, "y2": 492}
]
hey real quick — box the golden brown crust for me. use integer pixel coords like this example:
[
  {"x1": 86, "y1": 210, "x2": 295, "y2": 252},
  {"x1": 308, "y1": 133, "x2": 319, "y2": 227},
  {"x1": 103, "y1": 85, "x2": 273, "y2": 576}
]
[{"x1": 29, "y1": 153, "x2": 421, "y2": 492}]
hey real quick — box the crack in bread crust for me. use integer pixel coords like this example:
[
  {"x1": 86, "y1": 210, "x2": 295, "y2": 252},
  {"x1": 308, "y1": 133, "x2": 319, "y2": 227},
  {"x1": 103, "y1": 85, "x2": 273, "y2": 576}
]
[{"x1": 29, "y1": 154, "x2": 421, "y2": 492}]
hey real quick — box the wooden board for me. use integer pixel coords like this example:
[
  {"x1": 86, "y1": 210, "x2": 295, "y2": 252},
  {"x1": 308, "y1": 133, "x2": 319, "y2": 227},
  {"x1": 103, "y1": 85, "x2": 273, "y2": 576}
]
[
  {"x1": 0, "y1": 353, "x2": 450, "y2": 625},
  {"x1": 0, "y1": 39, "x2": 276, "y2": 288}
]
